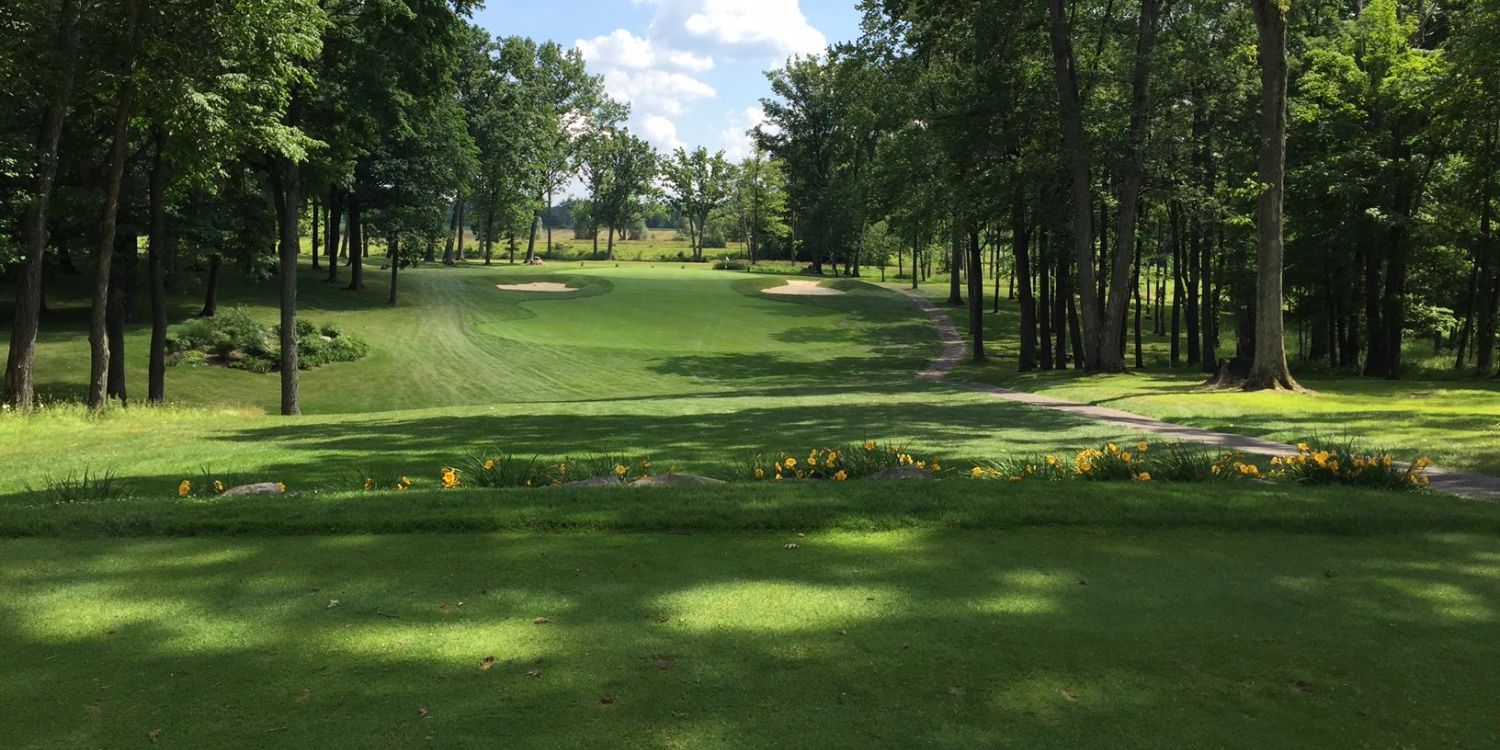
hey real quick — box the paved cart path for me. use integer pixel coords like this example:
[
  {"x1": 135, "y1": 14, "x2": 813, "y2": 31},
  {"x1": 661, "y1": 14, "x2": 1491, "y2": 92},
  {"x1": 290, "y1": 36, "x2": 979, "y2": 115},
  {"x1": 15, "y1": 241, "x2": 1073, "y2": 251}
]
[{"x1": 891, "y1": 286, "x2": 1500, "y2": 500}]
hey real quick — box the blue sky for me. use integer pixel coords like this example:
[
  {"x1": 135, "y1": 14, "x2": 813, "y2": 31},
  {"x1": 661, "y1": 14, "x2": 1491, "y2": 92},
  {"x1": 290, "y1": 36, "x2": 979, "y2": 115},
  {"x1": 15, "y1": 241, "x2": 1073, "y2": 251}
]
[{"x1": 471, "y1": 0, "x2": 863, "y2": 161}]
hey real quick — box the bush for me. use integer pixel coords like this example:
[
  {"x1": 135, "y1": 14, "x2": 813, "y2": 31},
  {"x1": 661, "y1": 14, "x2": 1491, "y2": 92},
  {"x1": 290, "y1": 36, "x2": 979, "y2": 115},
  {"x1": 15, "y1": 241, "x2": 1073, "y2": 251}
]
[
  {"x1": 700, "y1": 233, "x2": 727, "y2": 249},
  {"x1": 713, "y1": 261, "x2": 749, "y2": 271},
  {"x1": 169, "y1": 311, "x2": 367, "y2": 373}
]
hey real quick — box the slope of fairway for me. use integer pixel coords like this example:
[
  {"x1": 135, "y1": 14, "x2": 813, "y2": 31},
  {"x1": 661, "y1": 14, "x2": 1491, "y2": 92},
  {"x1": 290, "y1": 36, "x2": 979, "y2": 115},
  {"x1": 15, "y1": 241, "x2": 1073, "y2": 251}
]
[
  {"x1": 3, "y1": 528, "x2": 1497, "y2": 749},
  {"x1": 7, "y1": 262, "x2": 930, "y2": 413}
]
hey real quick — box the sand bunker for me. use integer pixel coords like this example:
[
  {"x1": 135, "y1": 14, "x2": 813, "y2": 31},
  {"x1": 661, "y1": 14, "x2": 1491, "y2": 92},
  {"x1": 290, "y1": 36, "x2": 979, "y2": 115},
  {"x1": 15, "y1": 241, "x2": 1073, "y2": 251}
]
[
  {"x1": 762, "y1": 279, "x2": 845, "y2": 297},
  {"x1": 495, "y1": 282, "x2": 576, "y2": 293}
]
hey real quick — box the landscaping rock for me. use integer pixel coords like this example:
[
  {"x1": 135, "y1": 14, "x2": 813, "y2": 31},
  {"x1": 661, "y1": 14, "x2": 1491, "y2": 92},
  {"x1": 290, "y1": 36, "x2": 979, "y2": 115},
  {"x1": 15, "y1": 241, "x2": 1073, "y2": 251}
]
[
  {"x1": 865, "y1": 467, "x2": 934, "y2": 481},
  {"x1": 222, "y1": 482, "x2": 283, "y2": 496},
  {"x1": 555, "y1": 475, "x2": 623, "y2": 489},
  {"x1": 629, "y1": 474, "x2": 725, "y2": 487}
]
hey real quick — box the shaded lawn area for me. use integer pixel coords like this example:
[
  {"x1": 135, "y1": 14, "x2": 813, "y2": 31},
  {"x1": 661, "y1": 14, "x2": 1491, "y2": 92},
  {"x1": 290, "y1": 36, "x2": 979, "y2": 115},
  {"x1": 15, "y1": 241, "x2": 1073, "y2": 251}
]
[
  {"x1": 900, "y1": 281, "x2": 1500, "y2": 477},
  {"x1": 3, "y1": 526, "x2": 1497, "y2": 749}
]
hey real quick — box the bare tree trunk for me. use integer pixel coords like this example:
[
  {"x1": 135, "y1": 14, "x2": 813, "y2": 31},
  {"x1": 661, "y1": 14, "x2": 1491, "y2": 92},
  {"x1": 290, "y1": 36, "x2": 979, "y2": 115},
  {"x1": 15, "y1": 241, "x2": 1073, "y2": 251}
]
[
  {"x1": 389, "y1": 235, "x2": 400, "y2": 305},
  {"x1": 1094, "y1": 0, "x2": 1162, "y2": 374},
  {"x1": 201, "y1": 255, "x2": 222, "y2": 318},
  {"x1": 346, "y1": 193, "x2": 364, "y2": 290},
  {"x1": 442, "y1": 196, "x2": 458, "y2": 265},
  {"x1": 525, "y1": 204, "x2": 540, "y2": 262},
  {"x1": 272, "y1": 88, "x2": 304, "y2": 416},
  {"x1": 147, "y1": 126, "x2": 169, "y2": 403},
  {"x1": 87, "y1": 0, "x2": 143, "y2": 413},
  {"x1": 310, "y1": 199, "x2": 321, "y2": 270},
  {"x1": 947, "y1": 227, "x2": 964, "y2": 305},
  {"x1": 324, "y1": 188, "x2": 342, "y2": 284},
  {"x1": 5, "y1": 0, "x2": 83, "y2": 411},
  {"x1": 1047, "y1": 0, "x2": 1103, "y2": 370},
  {"x1": 105, "y1": 233, "x2": 137, "y2": 405},
  {"x1": 1244, "y1": 0, "x2": 1301, "y2": 391},
  {"x1": 1012, "y1": 203, "x2": 1037, "y2": 371},
  {"x1": 454, "y1": 195, "x2": 465, "y2": 263},
  {"x1": 1040, "y1": 222, "x2": 1055, "y2": 370},
  {"x1": 1475, "y1": 122, "x2": 1498, "y2": 371},
  {"x1": 968, "y1": 228, "x2": 986, "y2": 363}
]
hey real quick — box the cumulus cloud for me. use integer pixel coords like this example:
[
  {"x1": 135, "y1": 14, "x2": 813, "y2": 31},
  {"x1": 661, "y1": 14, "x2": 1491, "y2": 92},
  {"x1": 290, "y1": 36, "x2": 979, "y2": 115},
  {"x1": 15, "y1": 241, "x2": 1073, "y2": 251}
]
[
  {"x1": 643, "y1": 115, "x2": 686, "y2": 151},
  {"x1": 721, "y1": 106, "x2": 769, "y2": 161},
  {"x1": 644, "y1": 0, "x2": 827, "y2": 60},
  {"x1": 576, "y1": 1, "x2": 826, "y2": 156}
]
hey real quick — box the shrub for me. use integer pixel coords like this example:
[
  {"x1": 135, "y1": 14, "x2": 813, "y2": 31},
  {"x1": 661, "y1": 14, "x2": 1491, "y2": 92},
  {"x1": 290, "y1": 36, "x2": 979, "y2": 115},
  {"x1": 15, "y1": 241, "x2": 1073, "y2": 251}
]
[
  {"x1": 168, "y1": 311, "x2": 366, "y2": 372},
  {"x1": 713, "y1": 261, "x2": 749, "y2": 271},
  {"x1": 320, "y1": 322, "x2": 343, "y2": 338}
]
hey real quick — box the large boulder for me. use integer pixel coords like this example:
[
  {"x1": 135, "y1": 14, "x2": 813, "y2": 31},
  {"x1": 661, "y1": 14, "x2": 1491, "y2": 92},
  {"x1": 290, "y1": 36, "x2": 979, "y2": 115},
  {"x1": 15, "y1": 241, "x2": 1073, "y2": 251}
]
[
  {"x1": 865, "y1": 467, "x2": 934, "y2": 481},
  {"x1": 629, "y1": 474, "x2": 725, "y2": 487},
  {"x1": 222, "y1": 482, "x2": 284, "y2": 496}
]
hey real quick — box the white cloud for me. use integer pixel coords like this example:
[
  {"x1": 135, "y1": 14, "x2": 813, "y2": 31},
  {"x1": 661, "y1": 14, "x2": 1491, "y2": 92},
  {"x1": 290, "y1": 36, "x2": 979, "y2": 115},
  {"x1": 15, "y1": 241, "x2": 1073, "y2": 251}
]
[
  {"x1": 721, "y1": 106, "x2": 768, "y2": 161},
  {"x1": 575, "y1": 1, "x2": 827, "y2": 156},
  {"x1": 643, "y1": 115, "x2": 685, "y2": 151},
  {"x1": 642, "y1": 0, "x2": 827, "y2": 60}
]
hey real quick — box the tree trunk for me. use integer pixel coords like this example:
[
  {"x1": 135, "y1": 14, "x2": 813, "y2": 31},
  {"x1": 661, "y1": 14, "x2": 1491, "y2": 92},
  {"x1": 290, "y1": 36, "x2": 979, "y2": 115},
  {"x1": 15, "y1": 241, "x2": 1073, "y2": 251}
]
[
  {"x1": 442, "y1": 196, "x2": 458, "y2": 265},
  {"x1": 346, "y1": 193, "x2": 364, "y2": 290},
  {"x1": 105, "y1": 233, "x2": 137, "y2": 405},
  {"x1": 454, "y1": 195, "x2": 465, "y2": 263},
  {"x1": 324, "y1": 188, "x2": 342, "y2": 284},
  {"x1": 1133, "y1": 242, "x2": 1144, "y2": 369},
  {"x1": 1474, "y1": 123, "x2": 1498, "y2": 371},
  {"x1": 947, "y1": 228, "x2": 964, "y2": 305},
  {"x1": 311, "y1": 200, "x2": 321, "y2": 270},
  {"x1": 525, "y1": 206, "x2": 540, "y2": 262},
  {"x1": 389, "y1": 235, "x2": 400, "y2": 305},
  {"x1": 1013, "y1": 204, "x2": 1037, "y2": 371},
  {"x1": 5, "y1": 0, "x2": 83, "y2": 411},
  {"x1": 484, "y1": 212, "x2": 494, "y2": 265},
  {"x1": 1047, "y1": 0, "x2": 1105, "y2": 372},
  {"x1": 968, "y1": 228, "x2": 986, "y2": 363},
  {"x1": 1093, "y1": 0, "x2": 1162, "y2": 374},
  {"x1": 272, "y1": 88, "x2": 304, "y2": 416},
  {"x1": 607, "y1": 224, "x2": 616, "y2": 260},
  {"x1": 201, "y1": 255, "x2": 222, "y2": 317},
  {"x1": 1171, "y1": 203, "x2": 1184, "y2": 366},
  {"x1": 1040, "y1": 223, "x2": 1055, "y2": 370},
  {"x1": 1067, "y1": 293, "x2": 1085, "y2": 370},
  {"x1": 87, "y1": 0, "x2": 143, "y2": 413},
  {"x1": 545, "y1": 188, "x2": 553, "y2": 257},
  {"x1": 147, "y1": 126, "x2": 169, "y2": 404},
  {"x1": 1244, "y1": 0, "x2": 1301, "y2": 391}
]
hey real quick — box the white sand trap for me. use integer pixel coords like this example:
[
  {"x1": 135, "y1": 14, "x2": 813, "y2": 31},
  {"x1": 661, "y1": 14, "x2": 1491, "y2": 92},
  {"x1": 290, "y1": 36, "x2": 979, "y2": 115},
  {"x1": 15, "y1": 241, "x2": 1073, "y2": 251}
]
[
  {"x1": 763, "y1": 279, "x2": 845, "y2": 296},
  {"x1": 495, "y1": 282, "x2": 576, "y2": 293}
]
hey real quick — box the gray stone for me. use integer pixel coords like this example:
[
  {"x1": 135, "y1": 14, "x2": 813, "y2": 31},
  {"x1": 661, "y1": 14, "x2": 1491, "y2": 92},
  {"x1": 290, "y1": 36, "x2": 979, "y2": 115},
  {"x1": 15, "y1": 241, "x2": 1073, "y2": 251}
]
[
  {"x1": 222, "y1": 482, "x2": 284, "y2": 496},
  {"x1": 629, "y1": 474, "x2": 725, "y2": 487},
  {"x1": 554, "y1": 475, "x2": 623, "y2": 489},
  {"x1": 865, "y1": 467, "x2": 934, "y2": 481}
]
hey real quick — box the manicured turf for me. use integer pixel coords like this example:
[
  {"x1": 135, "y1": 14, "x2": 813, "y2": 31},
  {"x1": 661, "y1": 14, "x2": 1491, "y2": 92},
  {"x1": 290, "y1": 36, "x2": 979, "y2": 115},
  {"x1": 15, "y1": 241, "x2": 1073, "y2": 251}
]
[
  {"x1": 4, "y1": 525, "x2": 1498, "y2": 749},
  {"x1": 1, "y1": 260, "x2": 1146, "y2": 498}
]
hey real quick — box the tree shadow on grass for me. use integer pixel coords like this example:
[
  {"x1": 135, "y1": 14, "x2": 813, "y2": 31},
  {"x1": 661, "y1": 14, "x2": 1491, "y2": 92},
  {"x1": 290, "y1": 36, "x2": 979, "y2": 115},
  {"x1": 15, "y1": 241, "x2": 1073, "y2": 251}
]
[{"x1": 1, "y1": 529, "x2": 1497, "y2": 749}]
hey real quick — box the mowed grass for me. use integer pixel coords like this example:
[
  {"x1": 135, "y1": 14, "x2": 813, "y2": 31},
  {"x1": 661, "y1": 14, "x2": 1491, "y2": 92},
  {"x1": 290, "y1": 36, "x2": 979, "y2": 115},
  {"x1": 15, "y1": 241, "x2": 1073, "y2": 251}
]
[
  {"x1": 0, "y1": 258, "x2": 1142, "y2": 498},
  {"x1": 904, "y1": 280, "x2": 1500, "y2": 477},
  {"x1": 3, "y1": 526, "x2": 1498, "y2": 749}
]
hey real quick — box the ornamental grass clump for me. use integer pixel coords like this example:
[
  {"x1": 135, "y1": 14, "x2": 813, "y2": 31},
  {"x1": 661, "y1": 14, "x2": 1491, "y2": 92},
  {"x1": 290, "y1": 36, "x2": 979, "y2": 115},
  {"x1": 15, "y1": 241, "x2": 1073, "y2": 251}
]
[
  {"x1": 345, "y1": 466, "x2": 413, "y2": 492},
  {"x1": 26, "y1": 469, "x2": 133, "y2": 504},
  {"x1": 1272, "y1": 441, "x2": 1431, "y2": 491}
]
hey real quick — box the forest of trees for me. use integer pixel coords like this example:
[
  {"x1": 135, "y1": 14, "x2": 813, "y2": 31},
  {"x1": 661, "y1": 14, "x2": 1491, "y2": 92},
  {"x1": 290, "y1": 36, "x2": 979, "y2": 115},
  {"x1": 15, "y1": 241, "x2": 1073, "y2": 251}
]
[
  {"x1": 3, "y1": 0, "x2": 1497, "y2": 418},
  {"x1": 0, "y1": 0, "x2": 791, "y2": 415},
  {"x1": 756, "y1": 0, "x2": 1500, "y2": 382}
]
